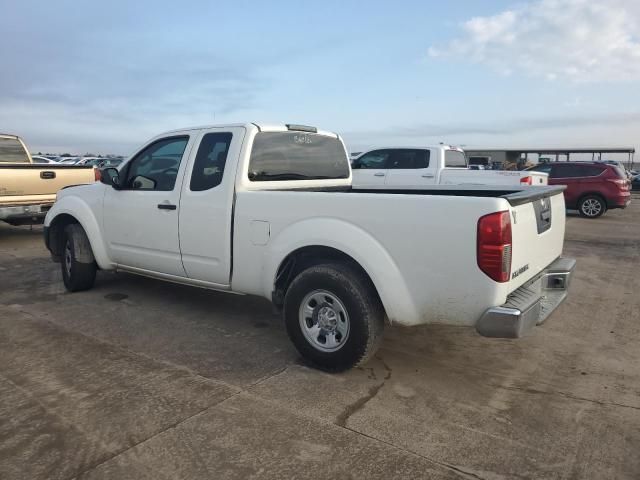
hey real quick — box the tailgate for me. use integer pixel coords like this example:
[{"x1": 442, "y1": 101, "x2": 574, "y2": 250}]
[
  {"x1": 506, "y1": 188, "x2": 566, "y2": 291},
  {"x1": 0, "y1": 166, "x2": 95, "y2": 200}
]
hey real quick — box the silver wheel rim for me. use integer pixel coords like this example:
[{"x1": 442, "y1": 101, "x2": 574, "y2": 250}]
[
  {"x1": 64, "y1": 241, "x2": 73, "y2": 276},
  {"x1": 582, "y1": 198, "x2": 602, "y2": 217},
  {"x1": 298, "y1": 289, "x2": 350, "y2": 352}
]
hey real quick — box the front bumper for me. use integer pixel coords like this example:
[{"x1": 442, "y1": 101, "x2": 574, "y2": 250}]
[{"x1": 476, "y1": 257, "x2": 576, "y2": 338}]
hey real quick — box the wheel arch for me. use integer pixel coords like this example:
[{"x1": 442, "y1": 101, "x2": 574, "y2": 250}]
[
  {"x1": 264, "y1": 218, "x2": 419, "y2": 325},
  {"x1": 272, "y1": 245, "x2": 376, "y2": 305},
  {"x1": 577, "y1": 192, "x2": 608, "y2": 209},
  {"x1": 45, "y1": 198, "x2": 111, "y2": 269}
]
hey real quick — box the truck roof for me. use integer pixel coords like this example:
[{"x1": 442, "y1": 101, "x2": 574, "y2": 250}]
[
  {"x1": 158, "y1": 123, "x2": 339, "y2": 138},
  {"x1": 355, "y1": 145, "x2": 464, "y2": 156}
]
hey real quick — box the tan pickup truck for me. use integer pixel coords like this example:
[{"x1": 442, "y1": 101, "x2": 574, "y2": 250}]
[{"x1": 0, "y1": 134, "x2": 97, "y2": 225}]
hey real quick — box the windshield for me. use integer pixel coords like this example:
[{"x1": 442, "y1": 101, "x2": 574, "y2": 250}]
[
  {"x1": 248, "y1": 132, "x2": 350, "y2": 181},
  {"x1": 0, "y1": 137, "x2": 29, "y2": 163}
]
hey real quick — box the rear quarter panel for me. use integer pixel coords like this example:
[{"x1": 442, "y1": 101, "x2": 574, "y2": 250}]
[{"x1": 232, "y1": 190, "x2": 514, "y2": 327}]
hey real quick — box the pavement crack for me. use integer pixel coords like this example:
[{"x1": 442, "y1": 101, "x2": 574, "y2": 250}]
[
  {"x1": 335, "y1": 357, "x2": 392, "y2": 427},
  {"x1": 335, "y1": 382, "x2": 385, "y2": 427},
  {"x1": 378, "y1": 355, "x2": 392, "y2": 380},
  {"x1": 495, "y1": 384, "x2": 640, "y2": 411},
  {"x1": 67, "y1": 394, "x2": 236, "y2": 480},
  {"x1": 340, "y1": 425, "x2": 492, "y2": 480},
  {"x1": 11, "y1": 306, "x2": 241, "y2": 394},
  {"x1": 248, "y1": 366, "x2": 288, "y2": 387}
]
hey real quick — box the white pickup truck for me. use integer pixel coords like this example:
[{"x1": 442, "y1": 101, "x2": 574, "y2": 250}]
[
  {"x1": 44, "y1": 123, "x2": 574, "y2": 370},
  {"x1": 351, "y1": 146, "x2": 548, "y2": 188}
]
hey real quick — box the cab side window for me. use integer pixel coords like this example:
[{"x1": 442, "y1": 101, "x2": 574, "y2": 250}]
[
  {"x1": 551, "y1": 165, "x2": 605, "y2": 178},
  {"x1": 551, "y1": 165, "x2": 582, "y2": 178},
  {"x1": 388, "y1": 149, "x2": 430, "y2": 169},
  {"x1": 190, "y1": 132, "x2": 233, "y2": 191},
  {"x1": 124, "y1": 136, "x2": 189, "y2": 191},
  {"x1": 354, "y1": 150, "x2": 391, "y2": 169}
]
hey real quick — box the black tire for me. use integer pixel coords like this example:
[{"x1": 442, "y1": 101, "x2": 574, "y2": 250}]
[
  {"x1": 578, "y1": 195, "x2": 606, "y2": 218},
  {"x1": 61, "y1": 225, "x2": 97, "y2": 292},
  {"x1": 283, "y1": 263, "x2": 384, "y2": 371}
]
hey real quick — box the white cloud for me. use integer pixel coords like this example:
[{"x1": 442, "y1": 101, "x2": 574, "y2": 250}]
[{"x1": 429, "y1": 0, "x2": 640, "y2": 82}]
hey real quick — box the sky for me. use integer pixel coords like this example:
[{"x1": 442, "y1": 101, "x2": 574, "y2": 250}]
[{"x1": 1, "y1": 0, "x2": 639, "y2": 156}]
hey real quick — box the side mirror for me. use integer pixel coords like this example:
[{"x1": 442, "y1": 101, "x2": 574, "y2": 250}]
[
  {"x1": 351, "y1": 160, "x2": 361, "y2": 169},
  {"x1": 100, "y1": 168, "x2": 121, "y2": 189}
]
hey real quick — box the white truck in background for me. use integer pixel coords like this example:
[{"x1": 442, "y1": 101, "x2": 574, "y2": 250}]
[
  {"x1": 44, "y1": 123, "x2": 573, "y2": 371},
  {"x1": 351, "y1": 146, "x2": 548, "y2": 188}
]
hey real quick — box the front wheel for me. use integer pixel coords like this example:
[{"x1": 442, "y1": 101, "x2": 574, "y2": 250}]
[
  {"x1": 578, "y1": 195, "x2": 606, "y2": 218},
  {"x1": 61, "y1": 224, "x2": 97, "y2": 292},
  {"x1": 283, "y1": 263, "x2": 385, "y2": 371}
]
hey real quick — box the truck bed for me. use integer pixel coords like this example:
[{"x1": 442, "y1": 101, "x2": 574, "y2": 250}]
[
  {"x1": 0, "y1": 164, "x2": 96, "y2": 205},
  {"x1": 278, "y1": 185, "x2": 566, "y2": 206},
  {"x1": 1, "y1": 164, "x2": 96, "y2": 224}
]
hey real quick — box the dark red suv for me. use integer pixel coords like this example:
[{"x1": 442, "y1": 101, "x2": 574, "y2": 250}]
[{"x1": 527, "y1": 162, "x2": 631, "y2": 218}]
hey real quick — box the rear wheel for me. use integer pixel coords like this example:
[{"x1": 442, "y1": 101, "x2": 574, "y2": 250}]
[
  {"x1": 61, "y1": 225, "x2": 97, "y2": 292},
  {"x1": 283, "y1": 263, "x2": 384, "y2": 371},
  {"x1": 578, "y1": 195, "x2": 606, "y2": 218}
]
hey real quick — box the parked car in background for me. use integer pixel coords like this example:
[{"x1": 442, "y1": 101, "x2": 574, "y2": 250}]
[
  {"x1": 631, "y1": 174, "x2": 640, "y2": 191},
  {"x1": 0, "y1": 134, "x2": 97, "y2": 225},
  {"x1": 31, "y1": 155, "x2": 59, "y2": 164},
  {"x1": 76, "y1": 157, "x2": 103, "y2": 166},
  {"x1": 98, "y1": 158, "x2": 124, "y2": 168},
  {"x1": 44, "y1": 123, "x2": 574, "y2": 370},
  {"x1": 58, "y1": 157, "x2": 81, "y2": 164},
  {"x1": 351, "y1": 146, "x2": 548, "y2": 188},
  {"x1": 527, "y1": 162, "x2": 631, "y2": 218}
]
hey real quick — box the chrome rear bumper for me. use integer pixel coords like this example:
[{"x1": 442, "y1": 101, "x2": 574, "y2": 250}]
[
  {"x1": 0, "y1": 203, "x2": 52, "y2": 224},
  {"x1": 476, "y1": 257, "x2": 576, "y2": 338}
]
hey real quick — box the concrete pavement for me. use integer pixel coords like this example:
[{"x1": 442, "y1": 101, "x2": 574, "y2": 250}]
[{"x1": 1, "y1": 198, "x2": 639, "y2": 479}]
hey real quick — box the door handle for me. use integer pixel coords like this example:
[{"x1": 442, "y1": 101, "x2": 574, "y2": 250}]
[
  {"x1": 157, "y1": 203, "x2": 177, "y2": 210},
  {"x1": 40, "y1": 171, "x2": 56, "y2": 179},
  {"x1": 421, "y1": 173, "x2": 435, "y2": 178},
  {"x1": 374, "y1": 172, "x2": 386, "y2": 177}
]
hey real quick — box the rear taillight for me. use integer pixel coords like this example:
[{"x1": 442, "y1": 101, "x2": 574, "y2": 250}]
[
  {"x1": 520, "y1": 176, "x2": 532, "y2": 185},
  {"x1": 94, "y1": 167, "x2": 101, "y2": 182},
  {"x1": 520, "y1": 176, "x2": 533, "y2": 185},
  {"x1": 607, "y1": 178, "x2": 628, "y2": 190},
  {"x1": 477, "y1": 211, "x2": 512, "y2": 283}
]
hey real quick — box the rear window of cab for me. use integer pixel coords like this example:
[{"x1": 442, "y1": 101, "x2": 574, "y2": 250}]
[
  {"x1": 248, "y1": 132, "x2": 350, "y2": 181},
  {"x1": 0, "y1": 137, "x2": 29, "y2": 163}
]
